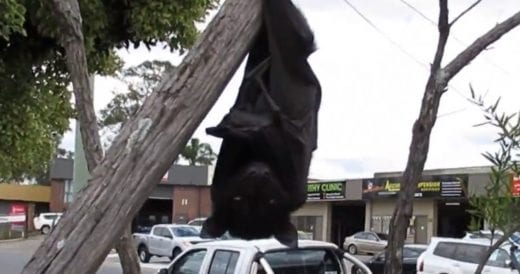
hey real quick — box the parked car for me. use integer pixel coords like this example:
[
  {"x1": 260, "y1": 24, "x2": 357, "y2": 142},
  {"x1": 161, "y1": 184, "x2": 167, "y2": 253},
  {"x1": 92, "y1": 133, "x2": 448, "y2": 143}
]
[
  {"x1": 133, "y1": 224, "x2": 212, "y2": 263},
  {"x1": 33, "y1": 212, "x2": 62, "y2": 234},
  {"x1": 155, "y1": 238, "x2": 373, "y2": 274},
  {"x1": 417, "y1": 237, "x2": 520, "y2": 274},
  {"x1": 463, "y1": 230, "x2": 520, "y2": 247},
  {"x1": 462, "y1": 230, "x2": 504, "y2": 240},
  {"x1": 343, "y1": 231, "x2": 388, "y2": 255},
  {"x1": 187, "y1": 217, "x2": 207, "y2": 231},
  {"x1": 352, "y1": 244, "x2": 427, "y2": 274}
]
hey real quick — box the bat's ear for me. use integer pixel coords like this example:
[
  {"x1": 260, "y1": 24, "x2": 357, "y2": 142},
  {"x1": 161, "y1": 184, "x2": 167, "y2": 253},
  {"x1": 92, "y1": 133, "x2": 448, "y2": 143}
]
[
  {"x1": 274, "y1": 222, "x2": 298, "y2": 248},
  {"x1": 200, "y1": 216, "x2": 226, "y2": 239}
]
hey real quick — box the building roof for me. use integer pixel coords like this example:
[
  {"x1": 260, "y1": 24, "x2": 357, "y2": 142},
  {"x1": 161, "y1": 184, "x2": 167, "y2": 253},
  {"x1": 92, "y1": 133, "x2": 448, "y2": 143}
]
[{"x1": 373, "y1": 165, "x2": 492, "y2": 178}]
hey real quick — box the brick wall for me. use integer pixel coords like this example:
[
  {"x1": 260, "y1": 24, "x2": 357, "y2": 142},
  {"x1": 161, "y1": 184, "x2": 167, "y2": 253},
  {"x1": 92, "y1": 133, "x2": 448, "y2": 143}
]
[
  {"x1": 172, "y1": 186, "x2": 211, "y2": 223},
  {"x1": 49, "y1": 180, "x2": 66, "y2": 212}
]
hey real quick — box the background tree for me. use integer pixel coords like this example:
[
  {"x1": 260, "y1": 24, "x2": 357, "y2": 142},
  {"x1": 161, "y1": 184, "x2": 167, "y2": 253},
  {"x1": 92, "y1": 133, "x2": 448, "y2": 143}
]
[
  {"x1": 3, "y1": 0, "x2": 217, "y2": 272},
  {"x1": 99, "y1": 61, "x2": 217, "y2": 165},
  {"x1": 180, "y1": 138, "x2": 217, "y2": 165},
  {"x1": 384, "y1": 1, "x2": 520, "y2": 273},
  {"x1": 467, "y1": 90, "x2": 520, "y2": 273}
]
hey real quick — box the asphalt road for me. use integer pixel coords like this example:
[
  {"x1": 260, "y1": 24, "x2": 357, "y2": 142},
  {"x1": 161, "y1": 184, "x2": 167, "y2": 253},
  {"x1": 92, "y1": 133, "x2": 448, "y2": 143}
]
[{"x1": 0, "y1": 236, "x2": 168, "y2": 274}]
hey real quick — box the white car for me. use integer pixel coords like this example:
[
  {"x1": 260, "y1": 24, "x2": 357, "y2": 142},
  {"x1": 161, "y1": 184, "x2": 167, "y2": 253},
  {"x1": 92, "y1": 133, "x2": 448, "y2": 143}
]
[
  {"x1": 133, "y1": 224, "x2": 212, "y2": 263},
  {"x1": 187, "y1": 217, "x2": 207, "y2": 232},
  {"x1": 417, "y1": 237, "x2": 520, "y2": 274},
  {"x1": 33, "y1": 212, "x2": 62, "y2": 234},
  {"x1": 156, "y1": 238, "x2": 372, "y2": 274}
]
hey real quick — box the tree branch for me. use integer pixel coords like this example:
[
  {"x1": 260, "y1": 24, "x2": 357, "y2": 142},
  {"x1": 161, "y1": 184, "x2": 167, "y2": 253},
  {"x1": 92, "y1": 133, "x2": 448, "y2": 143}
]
[
  {"x1": 46, "y1": 1, "x2": 140, "y2": 273},
  {"x1": 444, "y1": 10, "x2": 520, "y2": 81},
  {"x1": 450, "y1": 0, "x2": 482, "y2": 26},
  {"x1": 431, "y1": 0, "x2": 449, "y2": 73},
  {"x1": 47, "y1": 0, "x2": 103, "y2": 170}
]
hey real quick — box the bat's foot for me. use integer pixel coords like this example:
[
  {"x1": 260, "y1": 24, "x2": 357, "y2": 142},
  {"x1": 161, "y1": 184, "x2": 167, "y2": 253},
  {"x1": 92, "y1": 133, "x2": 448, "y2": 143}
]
[
  {"x1": 200, "y1": 216, "x2": 226, "y2": 239},
  {"x1": 274, "y1": 222, "x2": 298, "y2": 248}
]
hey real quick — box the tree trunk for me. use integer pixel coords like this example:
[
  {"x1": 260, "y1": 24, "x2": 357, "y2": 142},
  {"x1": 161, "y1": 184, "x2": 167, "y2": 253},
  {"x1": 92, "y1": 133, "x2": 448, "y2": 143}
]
[
  {"x1": 46, "y1": 0, "x2": 141, "y2": 272},
  {"x1": 22, "y1": 0, "x2": 262, "y2": 273},
  {"x1": 384, "y1": 2, "x2": 520, "y2": 273},
  {"x1": 115, "y1": 227, "x2": 141, "y2": 274}
]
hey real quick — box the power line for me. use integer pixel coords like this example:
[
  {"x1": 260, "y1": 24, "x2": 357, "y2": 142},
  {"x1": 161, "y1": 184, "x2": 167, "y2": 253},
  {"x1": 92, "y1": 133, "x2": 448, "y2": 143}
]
[
  {"x1": 398, "y1": 0, "x2": 512, "y2": 76},
  {"x1": 340, "y1": 0, "x2": 473, "y2": 103},
  {"x1": 340, "y1": 0, "x2": 428, "y2": 69}
]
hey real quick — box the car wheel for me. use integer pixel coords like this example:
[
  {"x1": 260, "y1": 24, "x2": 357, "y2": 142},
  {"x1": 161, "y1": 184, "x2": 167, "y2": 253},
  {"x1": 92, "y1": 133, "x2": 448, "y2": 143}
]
[
  {"x1": 138, "y1": 245, "x2": 151, "y2": 263},
  {"x1": 351, "y1": 266, "x2": 364, "y2": 274},
  {"x1": 348, "y1": 244, "x2": 358, "y2": 255},
  {"x1": 41, "y1": 226, "x2": 50, "y2": 235},
  {"x1": 170, "y1": 248, "x2": 182, "y2": 261}
]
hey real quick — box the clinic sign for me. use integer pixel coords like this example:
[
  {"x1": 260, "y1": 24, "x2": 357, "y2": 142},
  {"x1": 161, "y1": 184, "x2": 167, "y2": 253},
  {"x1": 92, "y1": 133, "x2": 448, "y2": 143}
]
[
  {"x1": 307, "y1": 181, "x2": 346, "y2": 201},
  {"x1": 362, "y1": 176, "x2": 467, "y2": 199}
]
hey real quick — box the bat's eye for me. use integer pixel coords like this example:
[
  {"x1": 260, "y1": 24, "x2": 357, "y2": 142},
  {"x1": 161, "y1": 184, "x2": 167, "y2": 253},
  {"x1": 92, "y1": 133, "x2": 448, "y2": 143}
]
[{"x1": 233, "y1": 196, "x2": 242, "y2": 201}]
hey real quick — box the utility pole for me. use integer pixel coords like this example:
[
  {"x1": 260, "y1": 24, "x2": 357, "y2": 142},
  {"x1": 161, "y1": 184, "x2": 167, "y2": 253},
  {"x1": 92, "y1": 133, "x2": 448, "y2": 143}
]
[{"x1": 72, "y1": 76, "x2": 94, "y2": 198}]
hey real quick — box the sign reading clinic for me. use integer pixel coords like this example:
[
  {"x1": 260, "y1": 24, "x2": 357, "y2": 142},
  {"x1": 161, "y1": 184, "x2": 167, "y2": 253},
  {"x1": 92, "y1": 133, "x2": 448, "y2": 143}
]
[
  {"x1": 362, "y1": 175, "x2": 467, "y2": 199},
  {"x1": 307, "y1": 181, "x2": 346, "y2": 201}
]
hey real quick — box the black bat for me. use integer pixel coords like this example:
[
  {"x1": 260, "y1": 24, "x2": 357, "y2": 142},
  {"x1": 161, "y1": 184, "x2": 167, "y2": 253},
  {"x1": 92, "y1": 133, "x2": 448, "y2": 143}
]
[{"x1": 200, "y1": 0, "x2": 321, "y2": 248}]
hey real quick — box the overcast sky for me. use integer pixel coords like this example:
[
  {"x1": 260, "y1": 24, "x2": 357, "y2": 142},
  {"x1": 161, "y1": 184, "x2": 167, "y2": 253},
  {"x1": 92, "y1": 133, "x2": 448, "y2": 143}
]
[{"x1": 61, "y1": 0, "x2": 520, "y2": 180}]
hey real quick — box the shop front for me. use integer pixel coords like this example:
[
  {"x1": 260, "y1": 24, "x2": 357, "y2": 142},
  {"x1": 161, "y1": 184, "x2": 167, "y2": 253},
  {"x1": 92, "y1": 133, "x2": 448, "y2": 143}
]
[
  {"x1": 291, "y1": 180, "x2": 348, "y2": 241},
  {"x1": 362, "y1": 174, "x2": 470, "y2": 244}
]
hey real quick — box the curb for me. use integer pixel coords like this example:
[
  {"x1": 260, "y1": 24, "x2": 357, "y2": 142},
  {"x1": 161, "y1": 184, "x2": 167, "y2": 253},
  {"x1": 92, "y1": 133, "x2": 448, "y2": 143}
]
[{"x1": 0, "y1": 237, "x2": 24, "y2": 244}]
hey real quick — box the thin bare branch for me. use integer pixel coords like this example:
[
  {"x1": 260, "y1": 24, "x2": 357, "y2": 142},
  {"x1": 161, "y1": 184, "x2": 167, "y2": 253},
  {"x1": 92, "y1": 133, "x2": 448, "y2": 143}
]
[
  {"x1": 450, "y1": 0, "x2": 482, "y2": 26},
  {"x1": 444, "y1": 10, "x2": 520, "y2": 81},
  {"x1": 431, "y1": 0, "x2": 449, "y2": 73}
]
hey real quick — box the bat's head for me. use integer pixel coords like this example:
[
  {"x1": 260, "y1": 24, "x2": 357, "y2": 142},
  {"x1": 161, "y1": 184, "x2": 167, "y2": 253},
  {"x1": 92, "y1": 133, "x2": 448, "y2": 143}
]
[
  {"x1": 201, "y1": 161, "x2": 298, "y2": 247},
  {"x1": 228, "y1": 161, "x2": 288, "y2": 221}
]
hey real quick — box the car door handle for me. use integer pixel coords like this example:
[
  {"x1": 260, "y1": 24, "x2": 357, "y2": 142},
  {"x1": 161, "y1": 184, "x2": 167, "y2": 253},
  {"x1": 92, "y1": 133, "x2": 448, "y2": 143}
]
[{"x1": 452, "y1": 263, "x2": 460, "y2": 267}]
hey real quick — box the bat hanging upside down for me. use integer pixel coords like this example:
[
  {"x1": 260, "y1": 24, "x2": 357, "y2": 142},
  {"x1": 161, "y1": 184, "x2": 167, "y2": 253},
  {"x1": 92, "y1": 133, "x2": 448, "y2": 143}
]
[{"x1": 200, "y1": 0, "x2": 321, "y2": 248}]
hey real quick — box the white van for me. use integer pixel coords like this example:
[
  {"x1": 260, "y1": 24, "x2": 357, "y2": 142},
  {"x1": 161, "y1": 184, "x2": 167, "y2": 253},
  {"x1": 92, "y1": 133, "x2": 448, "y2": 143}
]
[{"x1": 417, "y1": 237, "x2": 519, "y2": 274}]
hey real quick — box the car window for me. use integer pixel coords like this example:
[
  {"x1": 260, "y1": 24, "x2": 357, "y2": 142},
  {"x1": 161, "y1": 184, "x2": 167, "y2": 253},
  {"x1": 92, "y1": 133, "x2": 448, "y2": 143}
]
[
  {"x1": 171, "y1": 249, "x2": 207, "y2": 274},
  {"x1": 486, "y1": 248, "x2": 510, "y2": 268},
  {"x1": 403, "y1": 247, "x2": 426, "y2": 259},
  {"x1": 433, "y1": 242, "x2": 457, "y2": 258},
  {"x1": 453, "y1": 243, "x2": 487, "y2": 264},
  {"x1": 366, "y1": 234, "x2": 378, "y2": 241},
  {"x1": 173, "y1": 226, "x2": 200, "y2": 237},
  {"x1": 376, "y1": 233, "x2": 388, "y2": 241},
  {"x1": 153, "y1": 227, "x2": 163, "y2": 236},
  {"x1": 263, "y1": 248, "x2": 341, "y2": 274},
  {"x1": 208, "y1": 250, "x2": 239, "y2": 274},
  {"x1": 354, "y1": 233, "x2": 367, "y2": 240},
  {"x1": 162, "y1": 228, "x2": 173, "y2": 238}
]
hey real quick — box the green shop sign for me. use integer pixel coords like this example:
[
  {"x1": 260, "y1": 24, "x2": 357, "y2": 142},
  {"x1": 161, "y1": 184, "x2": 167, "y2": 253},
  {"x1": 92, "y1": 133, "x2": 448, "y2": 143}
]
[{"x1": 307, "y1": 181, "x2": 346, "y2": 201}]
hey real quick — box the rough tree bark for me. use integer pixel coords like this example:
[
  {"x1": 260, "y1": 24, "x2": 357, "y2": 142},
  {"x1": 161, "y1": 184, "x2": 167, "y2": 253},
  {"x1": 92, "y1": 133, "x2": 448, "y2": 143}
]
[
  {"x1": 22, "y1": 0, "x2": 262, "y2": 273},
  {"x1": 384, "y1": 1, "x2": 520, "y2": 273},
  {"x1": 46, "y1": 0, "x2": 141, "y2": 273}
]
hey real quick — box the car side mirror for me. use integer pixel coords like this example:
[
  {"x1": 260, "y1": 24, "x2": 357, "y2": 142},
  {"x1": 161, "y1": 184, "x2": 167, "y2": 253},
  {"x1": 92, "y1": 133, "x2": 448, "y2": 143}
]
[
  {"x1": 164, "y1": 234, "x2": 173, "y2": 239},
  {"x1": 505, "y1": 259, "x2": 514, "y2": 269},
  {"x1": 156, "y1": 268, "x2": 168, "y2": 274}
]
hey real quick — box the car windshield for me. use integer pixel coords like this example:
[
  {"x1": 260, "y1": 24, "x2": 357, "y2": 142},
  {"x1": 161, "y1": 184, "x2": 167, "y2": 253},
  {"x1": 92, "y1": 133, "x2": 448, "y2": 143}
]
[
  {"x1": 376, "y1": 233, "x2": 388, "y2": 240},
  {"x1": 263, "y1": 249, "x2": 340, "y2": 274},
  {"x1": 172, "y1": 226, "x2": 200, "y2": 237}
]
